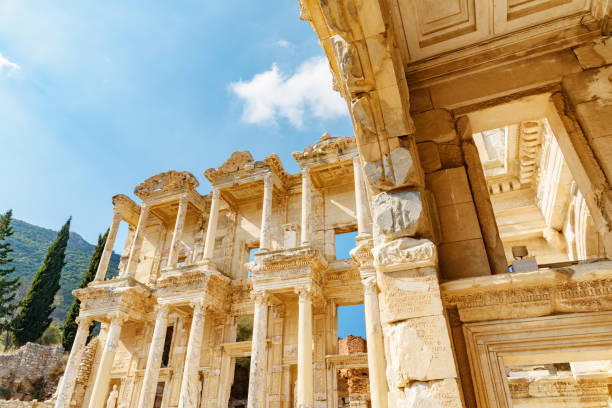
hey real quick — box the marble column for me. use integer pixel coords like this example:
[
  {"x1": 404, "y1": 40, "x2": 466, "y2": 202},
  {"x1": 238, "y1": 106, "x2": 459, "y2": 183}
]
[
  {"x1": 247, "y1": 291, "x2": 269, "y2": 408},
  {"x1": 362, "y1": 275, "x2": 388, "y2": 408},
  {"x1": 94, "y1": 211, "x2": 122, "y2": 281},
  {"x1": 137, "y1": 305, "x2": 170, "y2": 408},
  {"x1": 167, "y1": 196, "x2": 189, "y2": 267},
  {"x1": 353, "y1": 157, "x2": 372, "y2": 239},
  {"x1": 124, "y1": 205, "x2": 150, "y2": 278},
  {"x1": 296, "y1": 287, "x2": 314, "y2": 408},
  {"x1": 178, "y1": 301, "x2": 206, "y2": 408},
  {"x1": 301, "y1": 168, "x2": 312, "y2": 246},
  {"x1": 260, "y1": 173, "x2": 273, "y2": 251},
  {"x1": 54, "y1": 317, "x2": 92, "y2": 408},
  {"x1": 203, "y1": 188, "x2": 221, "y2": 263},
  {"x1": 89, "y1": 312, "x2": 128, "y2": 408}
]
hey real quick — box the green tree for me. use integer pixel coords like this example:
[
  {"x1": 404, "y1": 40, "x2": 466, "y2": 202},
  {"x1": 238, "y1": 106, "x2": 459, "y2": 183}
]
[
  {"x1": 12, "y1": 217, "x2": 71, "y2": 346},
  {"x1": 0, "y1": 210, "x2": 21, "y2": 346},
  {"x1": 61, "y1": 229, "x2": 108, "y2": 350}
]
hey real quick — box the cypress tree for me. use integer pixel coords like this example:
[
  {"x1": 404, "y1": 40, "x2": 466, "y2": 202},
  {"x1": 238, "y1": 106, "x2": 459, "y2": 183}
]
[
  {"x1": 0, "y1": 210, "x2": 21, "y2": 339},
  {"x1": 12, "y1": 217, "x2": 71, "y2": 346},
  {"x1": 61, "y1": 229, "x2": 109, "y2": 350}
]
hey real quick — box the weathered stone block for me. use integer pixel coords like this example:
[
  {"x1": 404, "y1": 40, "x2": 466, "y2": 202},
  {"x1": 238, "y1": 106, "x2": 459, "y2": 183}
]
[
  {"x1": 437, "y1": 202, "x2": 482, "y2": 243},
  {"x1": 438, "y1": 144, "x2": 463, "y2": 168},
  {"x1": 591, "y1": 136, "x2": 612, "y2": 184},
  {"x1": 373, "y1": 190, "x2": 435, "y2": 241},
  {"x1": 390, "y1": 145, "x2": 422, "y2": 187},
  {"x1": 417, "y1": 142, "x2": 442, "y2": 173},
  {"x1": 383, "y1": 315, "x2": 457, "y2": 387},
  {"x1": 426, "y1": 167, "x2": 472, "y2": 207},
  {"x1": 373, "y1": 237, "x2": 437, "y2": 271},
  {"x1": 562, "y1": 65, "x2": 612, "y2": 106},
  {"x1": 413, "y1": 109, "x2": 457, "y2": 144},
  {"x1": 575, "y1": 100, "x2": 612, "y2": 142},
  {"x1": 438, "y1": 238, "x2": 492, "y2": 280},
  {"x1": 430, "y1": 50, "x2": 581, "y2": 109},
  {"x1": 409, "y1": 88, "x2": 433, "y2": 114},
  {"x1": 377, "y1": 266, "x2": 443, "y2": 324},
  {"x1": 388, "y1": 379, "x2": 462, "y2": 408}
]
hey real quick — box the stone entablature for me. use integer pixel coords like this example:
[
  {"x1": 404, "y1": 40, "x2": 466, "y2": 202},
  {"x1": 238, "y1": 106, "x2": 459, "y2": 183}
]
[{"x1": 441, "y1": 260, "x2": 612, "y2": 322}]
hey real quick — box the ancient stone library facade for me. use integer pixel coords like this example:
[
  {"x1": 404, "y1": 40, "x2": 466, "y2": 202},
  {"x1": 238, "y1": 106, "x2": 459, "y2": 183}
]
[{"x1": 50, "y1": 1, "x2": 612, "y2": 408}]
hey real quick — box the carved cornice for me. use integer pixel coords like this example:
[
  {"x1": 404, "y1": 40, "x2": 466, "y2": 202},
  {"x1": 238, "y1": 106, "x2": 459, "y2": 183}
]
[
  {"x1": 154, "y1": 268, "x2": 231, "y2": 305},
  {"x1": 204, "y1": 151, "x2": 291, "y2": 189},
  {"x1": 292, "y1": 133, "x2": 356, "y2": 164},
  {"x1": 250, "y1": 247, "x2": 328, "y2": 275},
  {"x1": 112, "y1": 194, "x2": 141, "y2": 225},
  {"x1": 263, "y1": 153, "x2": 291, "y2": 186},
  {"x1": 134, "y1": 170, "x2": 199, "y2": 200},
  {"x1": 441, "y1": 261, "x2": 612, "y2": 322}
]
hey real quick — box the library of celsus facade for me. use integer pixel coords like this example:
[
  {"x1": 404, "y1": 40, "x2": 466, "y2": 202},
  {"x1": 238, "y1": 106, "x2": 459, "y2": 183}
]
[{"x1": 52, "y1": 0, "x2": 612, "y2": 407}]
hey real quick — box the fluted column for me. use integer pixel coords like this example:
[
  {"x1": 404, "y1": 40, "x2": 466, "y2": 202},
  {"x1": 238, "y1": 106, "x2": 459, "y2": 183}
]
[
  {"x1": 94, "y1": 211, "x2": 122, "y2": 281},
  {"x1": 178, "y1": 301, "x2": 206, "y2": 408},
  {"x1": 260, "y1": 173, "x2": 273, "y2": 251},
  {"x1": 203, "y1": 188, "x2": 221, "y2": 263},
  {"x1": 353, "y1": 157, "x2": 371, "y2": 239},
  {"x1": 124, "y1": 205, "x2": 150, "y2": 278},
  {"x1": 137, "y1": 305, "x2": 170, "y2": 408},
  {"x1": 247, "y1": 291, "x2": 269, "y2": 408},
  {"x1": 362, "y1": 275, "x2": 388, "y2": 408},
  {"x1": 301, "y1": 168, "x2": 312, "y2": 246},
  {"x1": 54, "y1": 317, "x2": 92, "y2": 408},
  {"x1": 89, "y1": 312, "x2": 128, "y2": 408},
  {"x1": 296, "y1": 287, "x2": 313, "y2": 408},
  {"x1": 167, "y1": 196, "x2": 189, "y2": 267}
]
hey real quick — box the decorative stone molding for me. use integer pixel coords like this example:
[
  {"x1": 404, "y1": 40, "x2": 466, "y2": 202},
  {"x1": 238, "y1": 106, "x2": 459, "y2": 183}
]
[
  {"x1": 441, "y1": 261, "x2": 612, "y2": 322},
  {"x1": 249, "y1": 246, "x2": 328, "y2": 284},
  {"x1": 111, "y1": 194, "x2": 140, "y2": 226},
  {"x1": 361, "y1": 276, "x2": 378, "y2": 296},
  {"x1": 134, "y1": 170, "x2": 199, "y2": 199},
  {"x1": 462, "y1": 311, "x2": 612, "y2": 408},
  {"x1": 292, "y1": 133, "x2": 356, "y2": 165},
  {"x1": 373, "y1": 237, "x2": 437, "y2": 272},
  {"x1": 250, "y1": 290, "x2": 270, "y2": 306},
  {"x1": 350, "y1": 238, "x2": 374, "y2": 269}
]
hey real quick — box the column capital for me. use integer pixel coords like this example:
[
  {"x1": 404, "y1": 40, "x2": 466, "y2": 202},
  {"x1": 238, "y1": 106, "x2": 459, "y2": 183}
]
[
  {"x1": 295, "y1": 285, "x2": 320, "y2": 302},
  {"x1": 361, "y1": 276, "x2": 379, "y2": 296},
  {"x1": 155, "y1": 303, "x2": 171, "y2": 318},
  {"x1": 177, "y1": 194, "x2": 189, "y2": 206},
  {"x1": 189, "y1": 299, "x2": 209, "y2": 315},
  {"x1": 108, "y1": 311, "x2": 129, "y2": 326},
  {"x1": 250, "y1": 290, "x2": 270, "y2": 306},
  {"x1": 301, "y1": 167, "x2": 311, "y2": 177},
  {"x1": 75, "y1": 316, "x2": 93, "y2": 327},
  {"x1": 211, "y1": 188, "x2": 221, "y2": 199},
  {"x1": 350, "y1": 239, "x2": 374, "y2": 268},
  {"x1": 263, "y1": 172, "x2": 273, "y2": 185}
]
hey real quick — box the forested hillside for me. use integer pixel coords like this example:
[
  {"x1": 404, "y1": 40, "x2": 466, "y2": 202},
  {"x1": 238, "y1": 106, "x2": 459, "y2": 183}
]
[{"x1": 7, "y1": 219, "x2": 120, "y2": 321}]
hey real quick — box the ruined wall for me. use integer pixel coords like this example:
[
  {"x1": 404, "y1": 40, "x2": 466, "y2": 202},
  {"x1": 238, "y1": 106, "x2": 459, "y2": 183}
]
[
  {"x1": 0, "y1": 343, "x2": 64, "y2": 402},
  {"x1": 338, "y1": 335, "x2": 367, "y2": 355}
]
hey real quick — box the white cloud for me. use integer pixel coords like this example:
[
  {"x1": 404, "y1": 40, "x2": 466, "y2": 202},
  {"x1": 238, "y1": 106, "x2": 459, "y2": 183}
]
[
  {"x1": 276, "y1": 40, "x2": 293, "y2": 49},
  {"x1": 230, "y1": 56, "x2": 348, "y2": 128},
  {"x1": 0, "y1": 52, "x2": 20, "y2": 74}
]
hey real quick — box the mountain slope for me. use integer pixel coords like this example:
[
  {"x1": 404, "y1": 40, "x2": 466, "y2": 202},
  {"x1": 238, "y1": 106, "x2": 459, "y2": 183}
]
[{"x1": 7, "y1": 219, "x2": 120, "y2": 321}]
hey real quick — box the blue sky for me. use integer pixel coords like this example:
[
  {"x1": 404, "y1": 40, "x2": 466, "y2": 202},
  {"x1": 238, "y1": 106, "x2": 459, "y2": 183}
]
[{"x1": 0, "y1": 1, "x2": 365, "y2": 336}]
